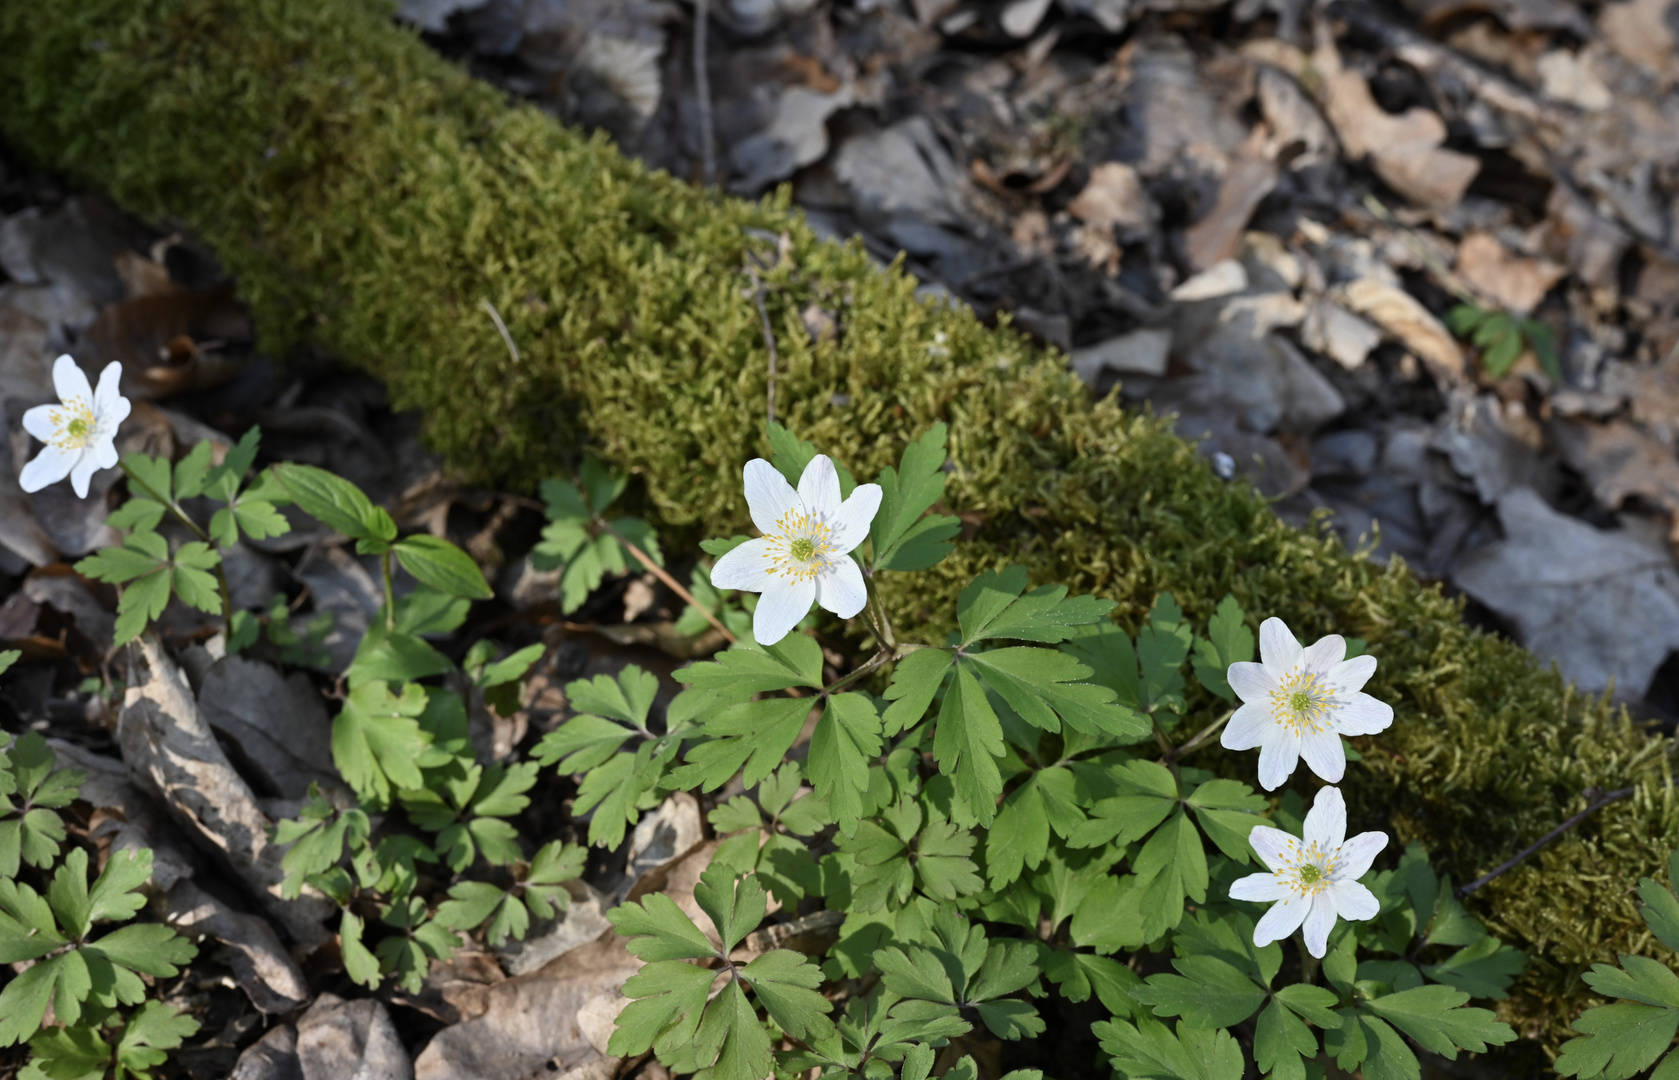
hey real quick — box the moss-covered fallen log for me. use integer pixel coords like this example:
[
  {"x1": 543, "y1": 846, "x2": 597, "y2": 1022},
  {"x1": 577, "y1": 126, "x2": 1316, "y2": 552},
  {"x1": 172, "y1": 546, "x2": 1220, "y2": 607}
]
[{"x1": 1, "y1": 0, "x2": 1669, "y2": 1039}]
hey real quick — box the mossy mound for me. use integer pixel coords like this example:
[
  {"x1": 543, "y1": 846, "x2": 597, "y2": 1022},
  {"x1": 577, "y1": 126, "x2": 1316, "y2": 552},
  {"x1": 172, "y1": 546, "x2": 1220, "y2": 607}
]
[{"x1": 2, "y1": 0, "x2": 1670, "y2": 1043}]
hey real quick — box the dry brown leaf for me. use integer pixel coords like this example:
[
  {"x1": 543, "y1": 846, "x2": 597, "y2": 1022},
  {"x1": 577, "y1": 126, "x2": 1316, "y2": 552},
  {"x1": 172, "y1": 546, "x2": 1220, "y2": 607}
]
[
  {"x1": 1184, "y1": 137, "x2": 1280, "y2": 272},
  {"x1": 1341, "y1": 277, "x2": 1466, "y2": 384},
  {"x1": 1321, "y1": 68, "x2": 1480, "y2": 208},
  {"x1": 1455, "y1": 231, "x2": 1566, "y2": 315},
  {"x1": 1599, "y1": 0, "x2": 1678, "y2": 75},
  {"x1": 1551, "y1": 419, "x2": 1679, "y2": 526},
  {"x1": 1067, "y1": 162, "x2": 1156, "y2": 273},
  {"x1": 83, "y1": 285, "x2": 251, "y2": 399}
]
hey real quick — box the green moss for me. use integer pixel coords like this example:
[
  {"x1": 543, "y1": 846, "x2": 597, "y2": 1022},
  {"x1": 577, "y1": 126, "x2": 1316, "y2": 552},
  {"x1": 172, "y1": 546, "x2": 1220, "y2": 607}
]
[{"x1": 1, "y1": 0, "x2": 1670, "y2": 1041}]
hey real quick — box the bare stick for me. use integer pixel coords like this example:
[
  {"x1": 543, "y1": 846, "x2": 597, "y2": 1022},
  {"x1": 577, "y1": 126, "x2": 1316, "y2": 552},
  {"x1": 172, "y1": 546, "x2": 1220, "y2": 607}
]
[
  {"x1": 481, "y1": 299, "x2": 520, "y2": 366},
  {"x1": 693, "y1": 0, "x2": 715, "y2": 187},
  {"x1": 1456, "y1": 786, "x2": 1635, "y2": 898},
  {"x1": 598, "y1": 520, "x2": 736, "y2": 644},
  {"x1": 749, "y1": 271, "x2": 779, "y2": 425}
]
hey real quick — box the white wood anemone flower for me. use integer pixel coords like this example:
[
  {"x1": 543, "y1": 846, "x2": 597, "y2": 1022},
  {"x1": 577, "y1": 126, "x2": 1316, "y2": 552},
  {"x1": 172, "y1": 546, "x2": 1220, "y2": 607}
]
[
  {"x1": 1231, "y1": 786, "x2": 1388, "y2": 957},
  {"x1": 19, "y1": 355, "x2": 130, "y2": 499},
  {"x1": 710, "y1": 455, "x2": 882, "y2": 646},
  {"x1": 1221, "y1": 617, "x2": 1394, "y2": 791}
]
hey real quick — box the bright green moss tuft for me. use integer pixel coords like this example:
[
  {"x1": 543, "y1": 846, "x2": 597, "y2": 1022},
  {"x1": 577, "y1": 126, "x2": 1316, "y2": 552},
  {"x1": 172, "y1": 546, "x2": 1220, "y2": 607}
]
[{"x1": 2, "y1": 0, "x2": 1671, "y2": 1041}]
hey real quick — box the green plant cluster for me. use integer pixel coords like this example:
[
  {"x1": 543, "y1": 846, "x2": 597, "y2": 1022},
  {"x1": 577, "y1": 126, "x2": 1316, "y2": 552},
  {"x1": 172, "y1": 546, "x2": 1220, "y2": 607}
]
[
  {"x1": 1445, "y1": 304, "x2": 1560, "y2": 380},
  {"x1": 0, "y1": 728, "x2": 200, "y2": 1080},
  {"x1": 0, "y1": 0, "x2": 1671, "y2": 1040},
  {"x1": 529, "y1": 427, "x2": 1528, "y2": 1080}
]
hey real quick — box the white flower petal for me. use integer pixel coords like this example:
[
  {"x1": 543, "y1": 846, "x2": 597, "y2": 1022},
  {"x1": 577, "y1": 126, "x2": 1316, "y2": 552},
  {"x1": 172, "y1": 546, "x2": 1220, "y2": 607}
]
[
  {"x1": 711, "y1": 537, "x2": 780, "y2": 592},
  {"x1": 1256, "y1": 730, "x2": 1300, "y2": 791},
  {"x1": 1299, "y1": 731, "x2": 1347, "y2": 785},
  {"x1": 93, "y1": 437, "x2": 119, "y2": 470},
  {"x1": 19, "y1": 445, "x2": 77, "y2": 493},
  {"x1": 1248, "y1": 827, "x2": 1298, "y2": 873},
  {"x1": 1259, "y1": 618, "x2": 1302, "y2": 678},
  {"x1": 744, "y1": 459, "x2": 803, "y2": 536},
  {"x1": 1221, "y1": 702, "x2": 1271, "y2": 751},
  {"x1": 69, "y1": 451, "x2": 101, "y2": 499},
  {"x1": 828, "y1": 483, "x2": 882, "y2": 553},
  {"x1": 1226, "y1": 661, "x2": 1274, "y2": 703},
  {"x1": 93, "y1": 361, "x2": 126, "y2": 419},
  {"x1": 797, "y1": 455, "x2": 843, "y2": 516},
  {"x1": 1332, "y1": 693, "x2": 1393, "y2": 737},
  {"x1": 21, "y1": 405, "x2": 57, "y2": 442},
  {"x1": 1253, "y1": 893, "x2": 1310, "y2": 947},
  {"x1": 752, "y1": 577, "x2": 816, "y2": 646},
  {"x1": 1230, "y1": 871, "x2": 1293, "y2": 903},
  {"x1": 1328, "y1": 879, "x2": 1381, "y2": 922},
  {"x1": 1301, "y1": 634, "x2": 1345, "y2": 676},
  {"x1": 50, "y1": 354, "x2": 93, "y2": 407},
  {"x1": 1302, "y1": 786, "x2": 1347, "y2": 851},
  {"x1": 1301, "y1": 892, "x2": 1339, "y2": 957},
  {"x1": 815, "y1": 555, "x2": 867, "y2": 618},
  {"x1": 1334, "y1": 831, "x2": 1389, "y2": 882},
  {"x1": 1329, "y1": 654, "x2": 1378, "y2": 694}
]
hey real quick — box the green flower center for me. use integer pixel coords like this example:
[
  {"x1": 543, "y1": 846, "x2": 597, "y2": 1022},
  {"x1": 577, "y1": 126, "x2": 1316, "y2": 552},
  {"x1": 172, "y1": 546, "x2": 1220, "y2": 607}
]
[
  {"x1": 1299, "y1": 863, "x2": 1323, "y2": 885},
  {"x1": 65, "y1": 417, "x2": 90, "y2": 440},
  {"x1": 1289, "y1": 690, "x2": 1312, "y2": 714},
  {"x1": 789, "y1": 537, "x2": 816, "y2": 561}
]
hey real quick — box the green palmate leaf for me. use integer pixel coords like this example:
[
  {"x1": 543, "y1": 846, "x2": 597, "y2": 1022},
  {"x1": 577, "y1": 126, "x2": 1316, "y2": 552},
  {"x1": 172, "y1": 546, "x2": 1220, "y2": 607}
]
[
  {"x1": 956, "y1": 566, "x2": 1114, "y2": 646},
  {"x1": 1255, "y1": 998, "x2": 1324, "y2": 1080},
  {"x1": 333, "y1": 680, "x2": 434, "y2": 804},
  {"x1": 346, "y1": 621, "x2": 451, "y2": 688},
  {"x1": 932, "y1": 663, "x2": 1005, "y2": 827},
  {"x1": 170, "y1": 541, "x2": 221, "y2": 614},
  {"x1": 1131, "y1": 811, "x2": 1208, "y2": 940},
  {"x1": 114, "y1": 1001, "x2": 199, "y2": 1079},
  {"x1": 534, "y1": 667, "x2": 656, "y2": 773},
  {"x1": 740, "y1": 948, "x2": 834, "y2": 1042},
  {"x1": 881, "y1": 647, "x2": 954, "y2": 737},
  {"x1": 1184, "y1": 778, "x2": 1268, "y2": 863},
  {"x1": 341, "y1": 910, "x2": 381, "y2": 988},
  {"x1": 0, "y1": 734, "x2": 83, "y2": 878},
  {"x1": 0, "y1": 650, "x2": 16, "y2": 676},
  {"x1": 1419, "y1": 932, "x2": 1527, "y2": 999},
  {"x1": 121, "y1": 453, "x2": 172, "y2": 505},
  {"x1": 172, "y1": 440, "x2": 213, "y2": 500},
  {"x1": 274, "y1": 463, "x2": 394, "y2": 543},
  {"x1": 573, "y1": 743, "x2": 667, "y2": 848},
  {"x1": 985, "y1": 767, "x2": 1084, "y2": 887},
  {"x1": 674, "y1": 697, "x2": 811, "y2": 792},
  {"x1": 1041, "y1": 949, "x2": 1142, "y2": 1016},
  {"x1": 805, "y1": 692, "x2": 881, "y2": 835},
  {"x1": 1067, "y1": 759, "x2": 1177, "y2": 849},
  {"x1": 25, "y1": 1023, "x2": 109, "y2": 1080},
  {"x1": 105, "y1": 496, "x2": 166, "y2": 533},
  {"x1": 1132, "y1": 954, "x2": 1268, "y2": 1029},
  {"x1": 579, "y1": 457, "x2": 627, "y2": 514},
  {"x1": 870, "y1": 424, "x2": 959, "y2": 572},
  {"x1": 964, "y1": 648, "x2": 1145, "y2": 739},
  {"x1": 1094, "y1": 1016, "x2": 1245, "y2": 1080},
  {"x1": 394, "y1": 535, "x2": 493, "y2": 599},
  {"x1": 1557, "y1": 1001, "x2": 1679, "y2": 1079},
  {"x1": 204, "y1": 426, "x2": 261, "y2": 500},
  {"x1": 1642, "y1": 874, "x2": 1679, "y2": 954},
  {"x1": 1362, "y1": 985, "x2": 1515, "y2": 1057},
  {"x1": 1190, "y1": 595, "x2": 1254, "y2": 701}
]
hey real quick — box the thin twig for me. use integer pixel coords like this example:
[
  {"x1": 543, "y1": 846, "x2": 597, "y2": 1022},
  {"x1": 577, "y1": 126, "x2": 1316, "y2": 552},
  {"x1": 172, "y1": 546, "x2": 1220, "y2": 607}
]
[
  {"x1": 1456, "y1": 786, "x2": 1635, "y2": 898},
  {"x1": 693, "y1": 0, "x2": 715, "y2": 187},
  {"x1": 480, "y1": 299, "x2": 520, "y2": 366},
  {"x1": 597, "y1": 520, "x2": 736, "y2": 643},
  {"x1": 748, "y1": 271, "x2": 779, "y2": 425}
]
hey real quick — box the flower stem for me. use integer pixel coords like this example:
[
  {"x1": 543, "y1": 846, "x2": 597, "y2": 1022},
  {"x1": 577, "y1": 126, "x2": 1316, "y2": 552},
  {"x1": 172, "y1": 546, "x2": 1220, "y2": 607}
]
[
  {"x1": 1298, "y1": 941, "x2": 1321, "y2": 986},
  {"x1": 381, "y1": 550, "x2": 396, "y2": 631},
  {"x1": 119, "y1": 458, "x2": 235, "y2": 633}
]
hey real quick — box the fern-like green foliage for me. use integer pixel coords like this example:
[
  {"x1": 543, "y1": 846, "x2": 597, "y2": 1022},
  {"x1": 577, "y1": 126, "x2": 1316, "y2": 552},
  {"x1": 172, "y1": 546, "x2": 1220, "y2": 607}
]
[{"x1": 532, "y1": 459, "x2": 663, "y2": 614}]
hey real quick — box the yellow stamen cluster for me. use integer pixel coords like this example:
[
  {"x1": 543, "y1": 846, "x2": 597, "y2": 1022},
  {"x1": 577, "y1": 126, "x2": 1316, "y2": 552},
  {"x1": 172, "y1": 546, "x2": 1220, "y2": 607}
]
[
  {"x1": 1279, "y1": 839, "x2": 1339, "y2": 896},
  {"x1": 762, "y1": 509, "x2": 836, "y2": 582},
  {"x1": 49, "y1": 398, "x2": 98, "y2": 450},
  {"x1": 1269, "y1": 669, "x2": 1338, "y2": 734}
]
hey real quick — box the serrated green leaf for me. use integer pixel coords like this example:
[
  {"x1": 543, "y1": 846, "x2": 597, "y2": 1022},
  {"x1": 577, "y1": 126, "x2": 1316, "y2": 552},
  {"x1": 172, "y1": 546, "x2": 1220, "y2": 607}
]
[
  {"x1": 881, "y1": 648, "x2": 953, "y2": 737},
  {"x1": 346, "y1": 622, "x2": 451, "y2": 688},
  {"x1": 610, "y1": 891, "x2": 719, "y2": 961},
  {"x1": 340, "y1": 910, "x2": 381, "y2": 988},
  {"x1": 75, "y1": 532, "x2": 168, "y2": 585},
  {"x1": 1420, "y1": 933, "x2": 1526, "y2": 999},
  {"x1": 394, "y1": 535, "x2": 493, "y2": 599},
  {"x1": 27, "y1": 1021, "x2": 111, "y2": 1080},
  {"x1": 1255, "y1": 998, "x2": 1321, "y2": 1080},
  {"x1": 933, "y1": 663, "x2": 1004, "y2": 827},
  {"x1": 114, "y1": 1000, "x2": 199, "y2": 1078},
  {"x1": 740, "y1": 948, "x2": 833, "y2": 1041},
  {"x1": 957, "y1": 567, "x2": 1113, "y2": 645},
  {"x1": 694, "y1": 864, "x2": 766, "y2": 954},
  {"x1": 1133, "y1": 954, "x2": 1267, "y2": 1029},
  {"x1": 171, "y1": 542, "x2": 221, "y2": 614},
  {"x1": 807, "y1": 693, "x2": 880, "y2": 835},
  {"x1": 1557, "y1": 1000, "x2": 1679, "y2": 1079},
  {"x1": 1131, "y1": 812, "x2": 1206, "y2": 939},
  {"x1": 106, "y1": 497, "x2": 166, "y2": 534},
  {"x1": 965, "y1": 647, "x2": 1144, "y2": 738},
  {"x1": 1586, "y1": 955, "x2": 1679, "y2": 1009},
  {"x1": 88, "y1": 922, "x2": 195, "y2": 977},
  {"x1": 610, "y1": 958, "x2": 715, "y2": 1057},
  {"x1": 1364, "y1": 984, "x2": 1516, "y2": 1056},
  {"x1": 672, "y1": 696, "x2": 811, "y2": 793},
  {"x1": 333, "y1": 681, "x2": 433, "y2": 803},
  {"x1": 1095, "y1": 1016, "x2": 1244, "y2": 1080},
  {"x1": 120, "y1": 454, "x2": 172, "y2": 505},
  {"x1": 871, "y1": 424, "x2": 957, "y2": 572},
  {"x1": 87, "y1": 848, "x2": 150, "y2": 927}
]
